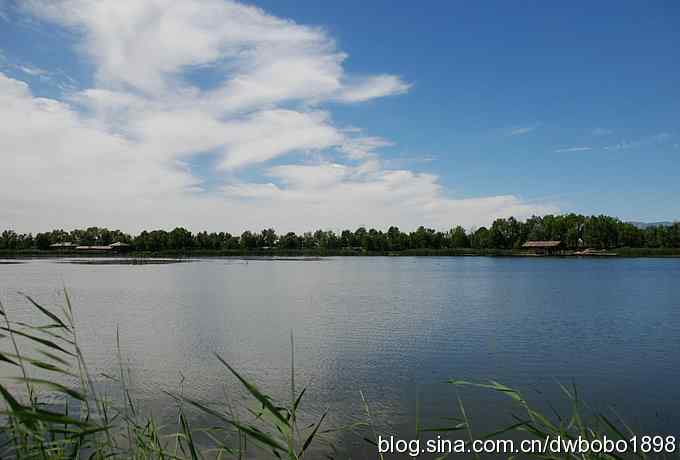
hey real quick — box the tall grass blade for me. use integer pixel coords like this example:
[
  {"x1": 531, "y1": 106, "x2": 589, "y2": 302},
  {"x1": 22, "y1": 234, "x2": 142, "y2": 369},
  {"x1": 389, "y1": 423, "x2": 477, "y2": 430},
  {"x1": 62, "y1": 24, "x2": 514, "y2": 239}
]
[
  {"x1": 298, "y1": 411, "x2": 327, "y2": 458},
  {"x1": 213, "y1": 353, "x2": 289, "y2": 427},
  {"x1": 20, "y1": 293, "x2": 70, "y2": 331}
]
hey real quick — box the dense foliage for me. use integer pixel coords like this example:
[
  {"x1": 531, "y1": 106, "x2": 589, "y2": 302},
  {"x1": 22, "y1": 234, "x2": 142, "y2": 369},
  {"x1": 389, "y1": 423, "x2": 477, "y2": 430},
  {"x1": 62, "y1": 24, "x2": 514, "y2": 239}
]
[{"x1": 1, "y1": 214, "x2": 679, "y2": 252}]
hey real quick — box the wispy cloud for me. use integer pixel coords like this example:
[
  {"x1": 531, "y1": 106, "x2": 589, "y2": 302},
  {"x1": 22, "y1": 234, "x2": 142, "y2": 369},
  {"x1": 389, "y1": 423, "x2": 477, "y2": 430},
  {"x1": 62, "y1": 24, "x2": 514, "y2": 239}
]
[
  {"x1": 508, "y1": 123, "x2": 540, "y2": 136},
  {"x1": 0, "y1": 52, "x2": 51, "y2": 79},
  {"x1": 604, "y1": 132, "x2": 672, "y2": 151},
  {"x1": 335, "y1": 75, "x2": 411, "y2": 103},
  {"x1": 339, "y1": 135, "x2": 393, "y2": 159},
  {"x1": 554, "y1": 146, "x2": 592, "y2": 153},
  {"x1": 14, "y1": 63, "x2": 49, "y2": 77}
]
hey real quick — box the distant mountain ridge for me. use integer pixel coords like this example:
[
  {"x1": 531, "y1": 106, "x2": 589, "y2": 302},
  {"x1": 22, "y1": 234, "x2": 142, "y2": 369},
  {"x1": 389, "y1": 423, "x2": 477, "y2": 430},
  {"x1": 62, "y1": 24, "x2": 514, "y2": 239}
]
[{"x1": 629, "y1": 221, "x2": 676, "y2": 229}]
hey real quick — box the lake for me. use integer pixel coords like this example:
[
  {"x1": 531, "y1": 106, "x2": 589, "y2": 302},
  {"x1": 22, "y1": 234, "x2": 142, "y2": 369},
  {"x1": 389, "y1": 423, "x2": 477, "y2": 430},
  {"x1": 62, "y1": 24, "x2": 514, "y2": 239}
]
[{"x1": 1, "y1": 257, "x2": 680, "y2": 457}]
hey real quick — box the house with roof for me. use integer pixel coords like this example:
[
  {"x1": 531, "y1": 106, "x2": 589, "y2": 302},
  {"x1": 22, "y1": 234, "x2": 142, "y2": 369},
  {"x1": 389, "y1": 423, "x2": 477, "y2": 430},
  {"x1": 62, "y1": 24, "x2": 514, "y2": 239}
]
[
  {"x1": 49, "y1": 242, "x2": 76, "y2": 249},
  {"x1": 522, "y1": 240, "x2": 563, "y2": 255}
]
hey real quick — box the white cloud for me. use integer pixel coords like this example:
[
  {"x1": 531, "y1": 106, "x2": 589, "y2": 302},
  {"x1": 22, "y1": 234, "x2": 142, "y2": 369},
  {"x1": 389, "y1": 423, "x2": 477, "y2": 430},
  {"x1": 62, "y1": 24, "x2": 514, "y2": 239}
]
[
  {"x1": 554, "y1": 146, "x2": 592, "y2": 153},
  {"x1": 1, "y1": 0, "x2": 554, "y2": 232},
  {"x1": 0, "y1": 73, "x2": 200, "y2": 230},
  {"x1": 336, "y1": 75, "x2": 411, "y2": 103},
  {"x1": 22, "y1": 0, "x2": 408, "y2": 104},
  {"x1": 339, "y1": 135, "x2": 393, "y2": 159},
  {"x1": 217, "y1": 110, "x2": 344, "y2": 169},
  {"x1": 220, "y1": 162, "x2": 556, "y2": 230},
  {"x1": 124, "y1": 107, "x2": 343, "y2": 169}
]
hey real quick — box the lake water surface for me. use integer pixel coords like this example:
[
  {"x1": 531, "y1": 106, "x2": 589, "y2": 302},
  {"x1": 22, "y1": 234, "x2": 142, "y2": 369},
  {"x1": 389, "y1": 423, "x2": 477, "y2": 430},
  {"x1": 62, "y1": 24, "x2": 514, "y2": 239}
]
[{"x1": 1, "y1": 257, "x2": 679, "y2": 456}]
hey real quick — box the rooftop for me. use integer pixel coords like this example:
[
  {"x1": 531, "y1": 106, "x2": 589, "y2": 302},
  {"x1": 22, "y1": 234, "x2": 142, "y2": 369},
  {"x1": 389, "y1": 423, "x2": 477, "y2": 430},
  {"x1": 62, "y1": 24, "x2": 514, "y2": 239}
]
[{"x1": 522, "y1": 240, "x2": 562, "y2": 248}]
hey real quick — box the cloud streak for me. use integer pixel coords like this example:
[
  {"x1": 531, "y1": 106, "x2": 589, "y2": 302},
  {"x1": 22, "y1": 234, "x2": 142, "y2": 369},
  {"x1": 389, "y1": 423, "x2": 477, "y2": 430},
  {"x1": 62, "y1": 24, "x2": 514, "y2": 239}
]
[
  {"x1": 604, "y1": 132, "x2": 672, "y2": 151},
  {"x1": 14, "y1": 64, "x2": 49, "y2": 77},
  {"x1": 554, "y1": 146, "x2": 592, "y2": 153},
  {"x1": 508, "y1": 124, "x2": 539, "y2": 136}
]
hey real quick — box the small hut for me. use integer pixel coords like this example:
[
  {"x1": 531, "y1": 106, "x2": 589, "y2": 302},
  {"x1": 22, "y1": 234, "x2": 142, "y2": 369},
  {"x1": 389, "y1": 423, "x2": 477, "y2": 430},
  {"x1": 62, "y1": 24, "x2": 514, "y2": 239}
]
[
  {"x1": 110, "y1": 242, "x2": 131, "y2": 253},
  {"x1": 50, "y1": 242, "x2": 76, "y2": 250},
  {"x1": 75, "y1": 245, "x2": 113, "y2": 252},
  {"x1": 522, "y1": 240, "x2": 563, "y2": 255}
]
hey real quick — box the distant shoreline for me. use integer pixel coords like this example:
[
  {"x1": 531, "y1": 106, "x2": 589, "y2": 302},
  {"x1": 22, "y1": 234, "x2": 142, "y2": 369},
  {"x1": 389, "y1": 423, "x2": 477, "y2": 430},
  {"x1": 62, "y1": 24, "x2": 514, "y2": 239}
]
[{"x1": 2, "y1": 248, "x2": 680, "y2": 259}]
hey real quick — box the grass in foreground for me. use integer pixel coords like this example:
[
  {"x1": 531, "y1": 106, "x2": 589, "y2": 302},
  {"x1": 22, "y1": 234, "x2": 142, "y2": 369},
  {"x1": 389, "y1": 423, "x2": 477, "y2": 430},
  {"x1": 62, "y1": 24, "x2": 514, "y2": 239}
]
[{"x1": 0, "y1": 292, "x2": 672, "y2": 459}]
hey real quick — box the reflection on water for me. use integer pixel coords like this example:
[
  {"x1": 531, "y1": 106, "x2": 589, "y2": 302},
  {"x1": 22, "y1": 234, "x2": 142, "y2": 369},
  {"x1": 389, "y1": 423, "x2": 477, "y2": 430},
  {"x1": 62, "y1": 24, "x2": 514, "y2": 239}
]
[
  {"x1": 1, "y1": 257, "x2": 680, "y2": 455},
  {"x1": 57, "y1": 257, "x2": 193, "y2": 265}
]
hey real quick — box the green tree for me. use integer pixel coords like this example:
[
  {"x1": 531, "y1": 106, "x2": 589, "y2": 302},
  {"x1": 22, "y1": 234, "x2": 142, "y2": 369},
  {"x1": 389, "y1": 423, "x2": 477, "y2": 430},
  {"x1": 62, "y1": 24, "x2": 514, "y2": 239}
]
[
  {"x1": 279, "y1": 232, "x2": 300, "y2": 249},
  {"x1": 168, "y1": 227, "x2": 194, "y2": 250},
  {"x1": 0, "y1": 230, "x2": 18, "y2": 250},
  {"x1": 35, "y1": 233, "x2": 52, "y2": 250},
  {"x1": 450, "y1": 226, "x2": 470, "y2": 248},
  {"x1": 470, "y1": 227, "x2": 491, "y2": 249},
  {"x1": 260, "y1": 228, "x2": 277, "y2": 248}
]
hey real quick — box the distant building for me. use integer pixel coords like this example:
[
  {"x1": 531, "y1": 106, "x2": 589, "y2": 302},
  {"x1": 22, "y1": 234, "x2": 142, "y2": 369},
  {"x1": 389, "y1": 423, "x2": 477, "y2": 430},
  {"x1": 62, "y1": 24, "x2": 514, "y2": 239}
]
[
  {"x1": 522, "y1": 240, "x2": 563, "y2": 255},
  {"x1": 110, "y1": 242, "x2": 131, "y2": 252},
  {"x1": 50, "y1": 242, "x2": 76, "y2": 249},
  {"x1": 74, "y1": 241, "x2": 131, "y2": 252},
  {"x1": 75, "y1": 245, "x2": 113, "y2": 251}
]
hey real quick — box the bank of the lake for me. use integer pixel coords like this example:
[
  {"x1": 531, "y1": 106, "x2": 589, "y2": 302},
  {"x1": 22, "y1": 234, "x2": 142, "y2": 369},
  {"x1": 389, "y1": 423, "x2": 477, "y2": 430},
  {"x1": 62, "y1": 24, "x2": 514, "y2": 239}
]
[{"x1": 3, "y1": 246, "x2": 680, "y2": 258}]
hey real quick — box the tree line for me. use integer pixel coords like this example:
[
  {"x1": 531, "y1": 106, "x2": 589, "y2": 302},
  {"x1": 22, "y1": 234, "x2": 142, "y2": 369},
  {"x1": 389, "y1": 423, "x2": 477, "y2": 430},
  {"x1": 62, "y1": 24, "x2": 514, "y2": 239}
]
[{"x1": 1, "y1": 214, "x2": 679, "y2": 252}]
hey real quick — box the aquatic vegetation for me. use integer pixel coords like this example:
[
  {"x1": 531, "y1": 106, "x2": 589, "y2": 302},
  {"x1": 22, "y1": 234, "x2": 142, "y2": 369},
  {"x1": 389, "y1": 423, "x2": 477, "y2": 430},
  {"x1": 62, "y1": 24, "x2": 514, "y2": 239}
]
[{"x1": 0, "y1": 292, "x2": 367, "y2": 459}]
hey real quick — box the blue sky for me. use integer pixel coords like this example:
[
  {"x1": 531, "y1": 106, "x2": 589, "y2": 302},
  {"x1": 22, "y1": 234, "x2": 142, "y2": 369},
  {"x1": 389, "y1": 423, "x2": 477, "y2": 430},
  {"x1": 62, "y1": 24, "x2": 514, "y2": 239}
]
[
  {"x1": 257, "y1": 0, "x2": 680, "y2": 218},
  {"x1": 1, "y1": 1, "x2": 678, "y2": 232}
]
